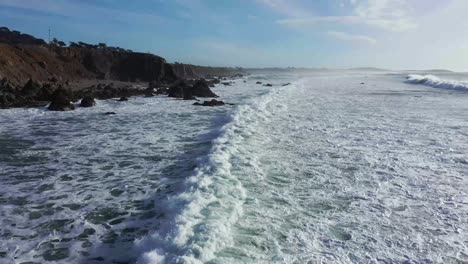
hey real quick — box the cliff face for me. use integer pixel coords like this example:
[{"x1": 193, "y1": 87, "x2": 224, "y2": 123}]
[
  {"x1": 0, "y1": 44, "x2": 178, "y2": 86},
  {"x1": 0, "y1": 27, "x2": 244, "y2": 87}
]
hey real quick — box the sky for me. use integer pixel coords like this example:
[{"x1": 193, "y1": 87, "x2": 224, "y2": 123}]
[{"x1": 1, "y1": 0, "x2": 468, "y2": 71}]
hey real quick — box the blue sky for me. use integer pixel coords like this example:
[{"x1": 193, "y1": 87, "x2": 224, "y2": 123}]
[{"x1": 1, "y1": 0, "x2": 468, "y2": 70}]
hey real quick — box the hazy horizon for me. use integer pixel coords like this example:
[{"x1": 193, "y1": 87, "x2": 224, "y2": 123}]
[{"x1": 1, "y1": 0, "x2": 468, "y2": 71}]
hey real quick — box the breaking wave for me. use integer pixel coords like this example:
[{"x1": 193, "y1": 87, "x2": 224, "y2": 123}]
[
  {"x1": 135, "y1": 84, "x2": 290, "y2": 264},
  {"x1": 406, "y1": 74, "x2": 468, "y2": 91}
]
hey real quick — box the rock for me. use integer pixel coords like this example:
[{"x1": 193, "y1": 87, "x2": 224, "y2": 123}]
[
  {"x1": 191, "y1": 79, "x2": 218, "y2": 97},
  {"x1": 38, "y1": 61, "x2": 47, "y2": 69},
  {"x1": 168, "y1": 80, "x2": 188, "y2": 98},
  {"x1": 282, "y1": 83, "x2": 291, "y2": 86},
  {"x1": 222, "y1": 82, "x2": 232, "y2": 86},
  {"x1": 48, "y1": 76, "x2": 58, "y2": 83},
  {"x1": 232, "y1": 73, "x2": 243, "y2": 78},
  {"x1": 118, "y1": 96, "x2": 128, "y2": 102},
  {"x1": 264, "y1": 83, "x2": 273, "y2": 87},
  {"x1": 21, "y1": 78, "x2": 41, "y2": 97},
  {"x1": 193, "y1": 99, "x2": 225, "y2": 107},
  {"x1": 0, "y1": 92, "x2": 16, "y2": 107},
  {"x1": 360, "y1": 82, "x2": 365, "y2": 85},
  {"x1": 256, "y1": 81, "x2": 262, "y2": 84},
  {"x1": 35, "y1": 83, "x2": 57, "y2": 101},
  {"x1": 48, "y1": 88, "x2": 75, "y2": 111},
  {"x1": 80, "y1": 95, "x2": 96, "y2": 107},
  {"x1": 183, "y1": 88, "x2": 195, "y2": 100},
  {"x1": 104, "y1": 112, "x2": 116, "y2": 115},
  {"x1": 144, "y1": 87, "x2": 154, "y2": 97}
]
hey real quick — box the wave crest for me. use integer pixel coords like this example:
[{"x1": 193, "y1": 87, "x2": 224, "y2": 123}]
[{"x1": 406, "y1": 74, "x2": 468, "y2": 91}]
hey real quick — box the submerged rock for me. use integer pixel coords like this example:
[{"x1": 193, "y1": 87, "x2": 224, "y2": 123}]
[
  {"x1": 256, "y1": 81, "x2": 262, "y2": 84},
  {"x1": 118, "y1": 96, "x2": 128, "y2": 102},
  {"x1": 193, "y1": 99, "x2": 225, "y2": 107},
  {"x1": 282, "y1": 83, "x2": 291, "y2": 86},
  {"x1": 264, "y1": 83, "x2": 273, "y2": 87}
]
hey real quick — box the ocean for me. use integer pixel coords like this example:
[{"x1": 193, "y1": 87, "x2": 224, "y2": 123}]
[{"x1": 0, "y1": 71, "x2": 467, "y2": 263}]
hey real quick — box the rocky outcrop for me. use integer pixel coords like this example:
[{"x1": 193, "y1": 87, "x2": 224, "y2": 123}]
[
  {"x1": 191, "y1": 79, "x2": 218, "y2": 97},
  {"x1": 0, "y1": 28, "x2": 178, "y2": 87},
  {"x1": 48, "y1": 89, "x2": 75, "y2": 111},
  {"x1": 168, "y1": 80, "x2": 189, "y2": 98},
  {"x1": 168, "y1": 79, "x2": 218, "y2": 99},
  {"x1": 0, "y1": 27, "x2": 241, "y2": 110},
  {"x1": 79, "y1": 96, "x2": 96, "y2": 107}
]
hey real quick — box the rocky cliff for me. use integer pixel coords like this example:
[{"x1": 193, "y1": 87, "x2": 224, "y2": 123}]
[{"x1": 0, "y1": 27, "x2": 243, "y2": 87}]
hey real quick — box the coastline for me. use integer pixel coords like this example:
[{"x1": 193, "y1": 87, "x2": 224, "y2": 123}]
[{"x1": 0, "y1": 27, "x2": 244, "y2": 110}]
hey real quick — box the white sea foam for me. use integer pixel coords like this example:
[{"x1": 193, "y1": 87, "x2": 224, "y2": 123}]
[
  {"x1": 1, "y1": 73, "x2": 467, "y2": 264},
  {"x1": 406, "y1": 74, "x2": 468, "y2": 91},
  {"x1": 136, "y1": 81, "x2": 290, "y2": 264}
]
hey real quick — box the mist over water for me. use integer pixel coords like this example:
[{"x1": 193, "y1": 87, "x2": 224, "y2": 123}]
[{"x1": 0, "y1": 72, "x2": 467, "y2": 263}]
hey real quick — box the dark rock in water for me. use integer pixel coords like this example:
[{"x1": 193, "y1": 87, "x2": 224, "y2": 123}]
[
  {"x1": 144, "y1": 87, "x2": 154, "y2": 97},
  {"x1": 192, "y1": 79, "x2": 218, "y2": 97},
  {"x1": 169, "y1": 79, "x2": 217, "y2": 99},
  {"x1": 232, "y1": 73, "x2": 243, "y2": 78},
  {"x1": 80, "y1": 96, "x2": 96, "y2": 107},
  {"x1": 168, "y1": 80, "x2": 189, "y2": 98},
  {"x1": 360, "y1": 82, "x2": 365, "y2": 85},
  {"x1": 282, "y1": 83, "x2": 291, "y2": 86},
  {"x1": 211, "y1": 78, "x2": 221, "y2": 84},
  {"x1": 193, "y1": 99, "x2": 225, "y2": 107},
  {"x1": 264, "y1": 83, "x2": 273, "y2": 87},
  {"x1": 222, "y1": 82, "x2": 232, "y2": 86},
  {"x1": 48, "y1": 88, "x2": 75, "y2": 111},
  {"x1": 243, "y1": 80, "x2": 247, "y2": 83},
  {"x1": 183, "y1": 87, "x2": 195, "y2": 100},
  {"x1": 104, "y1": 112, "x2": 116, "y2": 115},
  {"x1": 118, "y1": 96, "x2": 128, "y2": 102},
  {"x1": 256, "y1": 81, "x2": 262, "y2": 84}
]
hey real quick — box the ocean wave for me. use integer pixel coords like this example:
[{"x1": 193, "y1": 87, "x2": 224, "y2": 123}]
[
  {"x1": 406, "y1": 74, "x2": 468, "y2": 91},
  {"x1": 135, "y1": 84, "x2": 292, "y2": 264}
]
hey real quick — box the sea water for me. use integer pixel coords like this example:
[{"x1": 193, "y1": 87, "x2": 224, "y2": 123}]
[{"x1": 0, "y1": 72, "x2": 467, "y2": 263}]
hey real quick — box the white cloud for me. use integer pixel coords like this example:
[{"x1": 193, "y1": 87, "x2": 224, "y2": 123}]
[
  {"x1": 327, "y1": 31, "x2": 376, "y2": 44},
  {"x1": 277, "y1": 15, "x2": 416, "y2": 32},
  {"x1": 269, "y1": 0, "x2": 417, "y2": 32},
  {"x1": 257, "y1": 0, "x2": 313, "y2": 18}
]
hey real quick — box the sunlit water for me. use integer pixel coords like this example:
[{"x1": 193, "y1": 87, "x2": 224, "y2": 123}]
[{"x1": 0, "y1": 72, "x2": 467, "y2": 263}]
